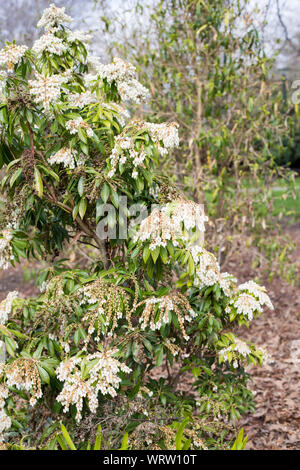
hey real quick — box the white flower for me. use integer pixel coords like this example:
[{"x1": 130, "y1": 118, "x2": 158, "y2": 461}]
[
  {"x1": 32, "y1": 32, "x2": 67, "y2": 56},
  {"x1": 48, "y1": 147, "x2": 76, "y2": 169},
  {"x1": 68, "y1": 30, "x2": 92, "y2": 44},
  {"x1": 0, "y1": 229, "x2": 14, "y2": 270},
  {"x1": 67, "y1": 91, "x2": 96, "y2": 108},
  {"x1": 0, "y1": 385, "x2": 11, "y2": 441},
  {"x1": 133, "y1": 207, "x2": 181, "y2": 250},
  {"x1": 96, "y1": 57, "x2": 150, "y2": 104},
  {"x1": 56, "y1": 351, "x2": 131, "y2": 422},
  {"x1": 0, "y1": 291, "x2": 18, "y2": 325},
  {"x1": 29, "y1": 72, "x2": 70, "y2": 111},
  {"x1": 233, "y1": 292, "x2": 262, "y2": 321},
  {"x1": 191, "y1": 246, "x2": 220, "y2": 289},
  {"x1": 219, "y1": 337, "x2": 251, "y2": 364},
  {"x1": 238, "y1": 280, "x2": 274, "y2": 310},
  {"x1": 162, "y1": 199, "x2": 208, "y2": 233},
  {"x1": 144, "y1": 122, "x2": 179, "y2": 152},
  {"x1": 139, "y1": 293, "x2": 196, "y2": 339},
  {"x1": 37, "y1": 3, "x2": 72, "y2": 32},
  {"x1": 65, "y1": 117, "x2": 93, "y2": 137},
  {"x1": 0, "y1": 43, "x2": 27, "y2": 71},
  {"x1": 219, "y1": 272, "x2": 237, "y2": 297}
]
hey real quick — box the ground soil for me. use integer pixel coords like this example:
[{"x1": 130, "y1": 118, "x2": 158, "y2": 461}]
[{"x1": 0, "y1": 225, "x2": 299, "y2": 450}]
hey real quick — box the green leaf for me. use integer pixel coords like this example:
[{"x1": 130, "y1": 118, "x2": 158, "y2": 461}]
[
  {"x1": 101, "y1": 182, "x2": 110, "y2": 203},
  {"x1": 34, "y1": 166, "x2": 43, "y2": 198},
  {"x1": 10, "y1": 167, "x2": 23, "y2": 187},
  {"x1": 78, "y1": 198, "x2": 87, "y2": 219},
  {"x1": 60, "y1": 424, "x2": 76, "y2": 450},
  {"x1": 120, "y1": 432, "x2": 129, "y2": 450},
  {"x1": 94, "y1": 424, "x2": 102, "y2": 450},
  {"x1": 175, "y1": 418, "x2": 189, "y2": 450},
  {"x1": 77, "y1": 176, "x2": 85, "y2": 197}
]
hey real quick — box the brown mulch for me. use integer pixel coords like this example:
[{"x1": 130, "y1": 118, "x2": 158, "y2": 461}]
[
  {"x1": 0, "y1": 226, "x2": 299, "y2": 450},
  {"x1": 224, "y1": 223, "x2": 300, "y2": 450}
]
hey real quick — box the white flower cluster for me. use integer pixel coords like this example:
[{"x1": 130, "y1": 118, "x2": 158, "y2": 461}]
[
  {"x1": 190, "y1": 246, "x2": 221, "y2": 289},
  {"x1": 86, "y1": 54, "x2": 102, "y2": 69},
  {"x1": 0, "y1": 385, "x2": 11, "y2": 441},
  {"x1": 140, "y1": 295, "x2": 196, "y2": 341},
  {"x1": 219, "y1": 272, "x2": 237, "y2": 297},
  {"x1": 29, "y1": 72, "x2": 70, "y2": 111},
  {"x1": 108, "y1": 121, "x2": 178, "y2": 179},
  {"x1": 134, "y1": 207, "x2": 181, "y2": 251},
  {"x1": 67, "y1": 90, "x2": 96, "y2": 108},
  {"x1": 219, "y1": 337, "x2": 251, "y2": 368},
  {"x1": 227, "y1": 280, "x2": 274, "y2": 322},
  {"x1": 65, "y1": 117, "x2": 93, "y2": 137},
  {"x1": 232, "y1": 293, "x2": 262, "y2": 322},
  {"x1": 56, "y1": 351, "x2": 131, "y2": 422},
  {"x1": 68, "y1": 91, "x2": 97, "y2": 108},
  {"x1": 238, "y1": 280, "x2": 274, "y2": 310},
  {"x1": 0, "y1": 291, "x2": 18, "y2": 325},
  {"x1": 48, "y1": 147, "x2": 76, "y2": 169},
  {"x1": 0, "y1": 229, "x2": 14, "y2": 270},
  {"x1": 6, "y1": 207, "x2": 21, "y2": 230},
  {"x1": 0, "y1": 43, "x2": 27, "y2": 71},
  {"x1": 164, "y1": 199, "x2": 208, "y2": 233},
  {"x1": 144, "y1": 122, "x2": 179, "y2": 155},
  {"x1": 6, "y1": 360, "x2": 42, "y2": 406},
  {"x1": 32, "y1": 32, "x2": 67, "y2": 56},
  {"x1": 96, "y1": 57, "x2": 150, "y2": 103},
  {"x1": 37, "y1": 3, "x2": 72, "y2": 32},
  {"x1": 68, "y1": 30, "x2": 92, "y2": 44},
  {"x1": 134, "y1": 201, "x2": 208, "y2": 252},
  {"x1": 108, "y1": 135, "x2": 146, "y2": 179}
]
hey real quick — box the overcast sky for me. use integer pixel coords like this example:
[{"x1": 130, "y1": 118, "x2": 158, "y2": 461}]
[{"x1": 0, "y1": 0, "x2": 299, "y2": 70}]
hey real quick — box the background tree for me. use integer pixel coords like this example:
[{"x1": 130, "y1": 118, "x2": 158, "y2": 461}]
[{"x1": 96, "y1": 0, "x2": 298, "y2": 274}]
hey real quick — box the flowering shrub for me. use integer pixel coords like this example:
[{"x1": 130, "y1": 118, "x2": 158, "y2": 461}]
[{"x1": 0, "y1": 4, "x2": 273, "y2": 450}]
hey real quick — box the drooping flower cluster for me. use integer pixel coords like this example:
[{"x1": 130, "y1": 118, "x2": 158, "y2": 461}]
[
  {"x1": 65, "y1": 117, "x2": 93, "y2": 137},
  {"x1": 219, "y1": 272, "x2": 237, "y2": 297},
  {"x1": 133, "y1": 207, "x2": 181, "y2": 250},
  {"x1": 108, "y1": 121, "x2": 179, "y2": 179},
  {"x1": 37, "y1": 3, "x2": 72, "y2": 32},
  {"x1": 77, "y1": 279, "x2": 131, "y2": 342},
  {"x1": 67, "y1": 90, "x2": 96, "y2": 108},
  {"x1": 189, "y1": 246, "x2": 221, "y2": 288},
  {"x1": 238, "y1": 280, "x2": 274, "y2": 310},
  {"x1": 228, "y1": 280, "x2": 274, "y2": 322},
  {"x1": 56, "y1": 351, "x2": 131, "y2": 422},
  {"x1": 67, "y1": 30, "x2": 92, "y2": 44},
  {"x1": 107, "y1": 134, "x2": 146, "y2": 179},
  {"x1": 144, "y1": 122, "x2": 179, "y2": 155},
  {"x1": 48, "y1": 147, "x2": 76, "y2": 169},
  {"x1": 96, "y1": 57, "x2": 150, "y2": 103},
  {"x1": 0, "y1": 229, "x2": 14, "y2": 270},
  {"x1": 164, "y1": 199, "x2": 208, "y2": 233},
  {"x1": 138, "y1": 293, "x2": 197, "y2": 341},
  {"x1": 29, "y1": 71, "x2": 70, "y2": 111},
  {"x1": 0, "y1": 385, "x2": 11, "y2": 442},
  {"x1": 219, "y1": 337, "x2": 251, "y2": 368},
  {"x1": 0, "y1": 43, "x2": 27, "y2": 71},
  {"x1": 0, "y1": 291, "x2": 18, "y2": 325},
  {"x1": 134, "y1": 200, "x2": 208, "y2": 252},
  {"x1": 5, "y1": 358, "x2": 42, "y2": 406},
  {"x1": 32, "y1": 32, "x2": 67, "y2": 56}
]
